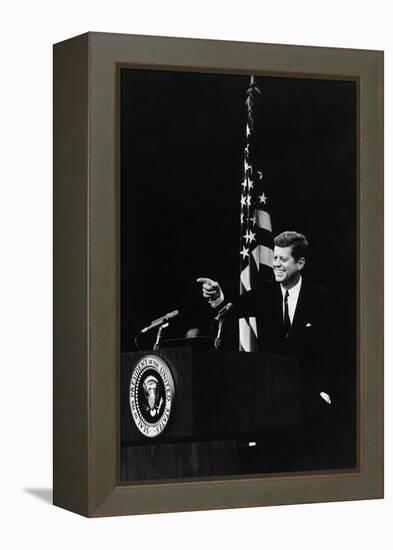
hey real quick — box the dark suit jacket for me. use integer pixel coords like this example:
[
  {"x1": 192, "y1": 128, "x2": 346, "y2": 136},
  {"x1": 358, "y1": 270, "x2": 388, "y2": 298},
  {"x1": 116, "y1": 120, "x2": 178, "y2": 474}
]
[
  {"x1": 229, "y1": 278, "x2": 332, "y2": 357},
  {"x1": 224, "y1": 278, "x2": 340, "y2": 412}
]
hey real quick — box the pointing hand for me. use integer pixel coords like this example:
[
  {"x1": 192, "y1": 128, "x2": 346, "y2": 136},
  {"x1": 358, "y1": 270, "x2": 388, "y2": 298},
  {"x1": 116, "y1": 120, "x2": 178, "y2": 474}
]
[{"x1": 196, "y1": 277, "x2": 221, "y2": 302}]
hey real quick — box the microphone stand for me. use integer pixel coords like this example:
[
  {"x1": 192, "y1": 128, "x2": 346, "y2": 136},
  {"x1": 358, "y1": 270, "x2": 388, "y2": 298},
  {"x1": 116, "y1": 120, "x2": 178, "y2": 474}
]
[
  {"x1": 213, "y1": 303, "x2": 232, "y2": 350},
  {"x1": 153, "y1": 322, "x2": 169, "y2": 351},
  {"x1": 214, "y1": 317, "x2": 224, "y2": 349},
  {"x1": 135, "y1": 309, "x2": 179, "y2": 351}
]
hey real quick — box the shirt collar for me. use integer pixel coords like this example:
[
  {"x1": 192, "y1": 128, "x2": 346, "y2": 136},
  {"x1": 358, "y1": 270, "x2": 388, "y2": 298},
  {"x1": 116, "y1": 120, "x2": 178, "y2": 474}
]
[{"x1": 280, "y1": 275, "x2": 302, "y2": 298}]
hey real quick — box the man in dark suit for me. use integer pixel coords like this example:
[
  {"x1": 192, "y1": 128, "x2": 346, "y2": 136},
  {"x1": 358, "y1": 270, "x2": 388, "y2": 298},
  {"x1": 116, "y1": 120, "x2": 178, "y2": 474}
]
[
  {"x1": 197, "y1": 231, "x2": 345, "y2": 471},
  {"x1": 197, "y1": 230, "x2": 332, "y2": 357}
]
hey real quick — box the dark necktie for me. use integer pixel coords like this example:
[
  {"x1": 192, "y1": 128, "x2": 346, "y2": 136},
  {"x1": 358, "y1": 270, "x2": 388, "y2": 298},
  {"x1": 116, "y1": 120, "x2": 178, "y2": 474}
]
[{"x1": 283, "y1": 290, "x2": 291, "y2": 338}]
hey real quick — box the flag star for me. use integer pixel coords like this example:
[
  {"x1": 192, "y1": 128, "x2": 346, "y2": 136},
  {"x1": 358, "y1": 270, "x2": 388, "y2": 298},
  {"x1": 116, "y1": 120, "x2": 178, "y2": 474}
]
[
  {"x1": 240, "y1": 212, "x2": 244, "y2": 224},
  {"x1": 241, "y1": 179, "x2": 248, "y2": 190},
  {"x1": 243, "y1": 230, "x2": 250, "y2": 243},
  {"x1": 246, "y1": 195, "x2": 252, "y2": 206},
  {"x1": 240, "y1": 246, "x2": 249, "y2": 259},
  {"x1": 257, "y1": 170, "x2": 263, "y2": 180},
  {"x1": 246, "y1": 124, "x2": 251, "y2": 137},
  {"x1": 248, "y1": 179, "x2": 254, "y2": 190},
  {"x1": 259, "y1": 192, "x2": 267, "y2": 204},
  {"x1": 248, "y1": 230, "x2": 256, "y2": 243},
  {"x1": 240, "y1": 195, "x2": 247, "y2": 207},
  {"x1": 249, "y1": 213, "x2": 257, "y2": 225}
]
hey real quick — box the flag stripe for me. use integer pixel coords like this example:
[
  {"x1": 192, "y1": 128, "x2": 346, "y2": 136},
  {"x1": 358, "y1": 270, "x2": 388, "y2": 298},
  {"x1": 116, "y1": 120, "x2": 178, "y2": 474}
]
[
  {"x1": 240, "y1": 265, "x2": 250, "y2": 291},
  {"x1": 249, "y1": 316, "x2": 258, "y2": 334},
  {"x1": 255, "y1": 226, "x2": 274, "y2": 247},
  {"x1": 239, "y1": 318, "x2": 258, "y2": 352},
  {"x1": 251, "y1": 246, "x2": 259, "y2": 269},
  {"x1": 259, "y1": 264, "x2": 275, "y2": 282},
  {"x1": 252, "y1": 244, "x2": 273, "y2": 267},
  {"x1": 256, "y1": 210, "x2": 272, "y2": 231}
]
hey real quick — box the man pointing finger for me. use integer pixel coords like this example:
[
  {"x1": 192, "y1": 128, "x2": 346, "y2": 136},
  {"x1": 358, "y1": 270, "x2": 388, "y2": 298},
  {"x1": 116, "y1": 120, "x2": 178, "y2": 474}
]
[{"x1": 196, "y1": 277, "x2": 224, "y2": 308}]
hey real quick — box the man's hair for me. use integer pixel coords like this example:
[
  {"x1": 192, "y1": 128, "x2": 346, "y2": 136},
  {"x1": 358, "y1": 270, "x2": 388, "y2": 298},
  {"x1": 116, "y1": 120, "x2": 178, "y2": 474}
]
[{"x1": 274, "y1": 231, "x2": 309, "y2": 261}]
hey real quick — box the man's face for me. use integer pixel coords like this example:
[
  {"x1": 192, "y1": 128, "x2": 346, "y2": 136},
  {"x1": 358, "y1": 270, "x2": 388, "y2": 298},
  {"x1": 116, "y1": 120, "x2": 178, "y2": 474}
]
[{"x1": 273, "y1": 246, "x2": 305, "y2": 287}]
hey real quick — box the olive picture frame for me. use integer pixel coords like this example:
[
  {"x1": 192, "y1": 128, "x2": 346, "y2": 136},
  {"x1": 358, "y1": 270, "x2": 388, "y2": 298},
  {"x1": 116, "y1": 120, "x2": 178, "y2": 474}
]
[{"x1": 53, "y1": 32, "x2": 383, "y2": 517}]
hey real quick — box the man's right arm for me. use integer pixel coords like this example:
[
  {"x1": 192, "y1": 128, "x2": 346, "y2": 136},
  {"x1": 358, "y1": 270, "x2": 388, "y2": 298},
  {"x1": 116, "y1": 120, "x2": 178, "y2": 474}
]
[{"x1": 196, "y1": 277, "x2": 259, "y2": 317}]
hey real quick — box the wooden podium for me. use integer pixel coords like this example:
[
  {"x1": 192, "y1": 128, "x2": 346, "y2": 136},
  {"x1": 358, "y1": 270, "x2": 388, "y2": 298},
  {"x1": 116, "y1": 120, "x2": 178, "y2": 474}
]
[{"x1": 121, "y1": 347, "x2": 302, "y2": 480}]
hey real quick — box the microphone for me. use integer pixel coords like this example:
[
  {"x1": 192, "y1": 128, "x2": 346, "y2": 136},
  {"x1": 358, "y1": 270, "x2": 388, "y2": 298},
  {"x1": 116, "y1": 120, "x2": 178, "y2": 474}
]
[
  {"x1": 214, "y1": 303, "x2": 233, "y2": 321},
  {"x1": 141, "y1": 309, "x2": 180, "y2": 334},
  {"x1": 214, "y1": 303, "x2": 233, "y2": 350}
]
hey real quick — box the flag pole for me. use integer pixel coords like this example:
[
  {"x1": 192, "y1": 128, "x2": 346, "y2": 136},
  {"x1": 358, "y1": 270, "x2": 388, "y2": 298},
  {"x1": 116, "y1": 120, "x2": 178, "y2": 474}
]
[{"x1": 239, "y1": 75, "x2": 273, "y2": 352}]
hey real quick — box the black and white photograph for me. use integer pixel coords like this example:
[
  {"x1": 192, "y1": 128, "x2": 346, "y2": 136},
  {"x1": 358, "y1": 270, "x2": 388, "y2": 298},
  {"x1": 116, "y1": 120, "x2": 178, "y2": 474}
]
[
  {"x1": 120, "y1": 68, "x2": 357, "y2": 481},
  {"x1": 1, "y1": 0, "x2": 389, "y2": 539}
]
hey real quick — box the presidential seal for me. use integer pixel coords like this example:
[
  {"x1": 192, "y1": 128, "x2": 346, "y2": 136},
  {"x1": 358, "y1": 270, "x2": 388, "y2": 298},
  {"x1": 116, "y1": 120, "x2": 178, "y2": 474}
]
[{"x1": 129, "y1": 355, "x2": 175, "y2": 438}]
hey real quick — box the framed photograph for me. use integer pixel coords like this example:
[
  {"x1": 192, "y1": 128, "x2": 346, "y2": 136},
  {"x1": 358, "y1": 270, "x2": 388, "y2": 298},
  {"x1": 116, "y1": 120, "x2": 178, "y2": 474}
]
[{"x1": 53, "y1": 32, "x2": 383, "y2": 516}]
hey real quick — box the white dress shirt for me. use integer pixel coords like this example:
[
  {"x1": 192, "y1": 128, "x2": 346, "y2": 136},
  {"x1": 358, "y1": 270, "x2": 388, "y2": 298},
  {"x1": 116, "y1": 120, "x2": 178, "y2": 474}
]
[{"x1": 280, "y1": 275, "x2": 302, "y2": 324}]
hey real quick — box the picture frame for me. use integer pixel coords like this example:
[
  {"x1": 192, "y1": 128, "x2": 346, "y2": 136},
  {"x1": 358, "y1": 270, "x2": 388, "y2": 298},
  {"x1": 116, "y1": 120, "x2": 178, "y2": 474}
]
[{"x1": 53, "y1": 32, "x2": 383, "y2": 517}]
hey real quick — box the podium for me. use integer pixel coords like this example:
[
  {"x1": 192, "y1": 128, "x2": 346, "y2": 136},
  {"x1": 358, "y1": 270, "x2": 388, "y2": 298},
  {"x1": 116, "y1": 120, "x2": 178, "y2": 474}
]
[{"x1": 121, "y1": 347, "x2": 302, "y2": 480}]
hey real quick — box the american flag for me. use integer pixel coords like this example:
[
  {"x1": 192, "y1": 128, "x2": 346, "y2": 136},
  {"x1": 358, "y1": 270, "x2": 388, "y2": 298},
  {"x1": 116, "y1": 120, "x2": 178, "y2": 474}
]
[{"x1": 239, "y1": 76, "x2": 273, "y2": 352}]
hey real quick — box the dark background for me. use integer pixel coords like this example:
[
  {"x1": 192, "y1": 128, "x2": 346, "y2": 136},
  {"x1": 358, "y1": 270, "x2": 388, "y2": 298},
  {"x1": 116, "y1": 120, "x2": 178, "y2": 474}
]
[{"x1": 120, "y1": 68, "x2": 357, "y2": 353}]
